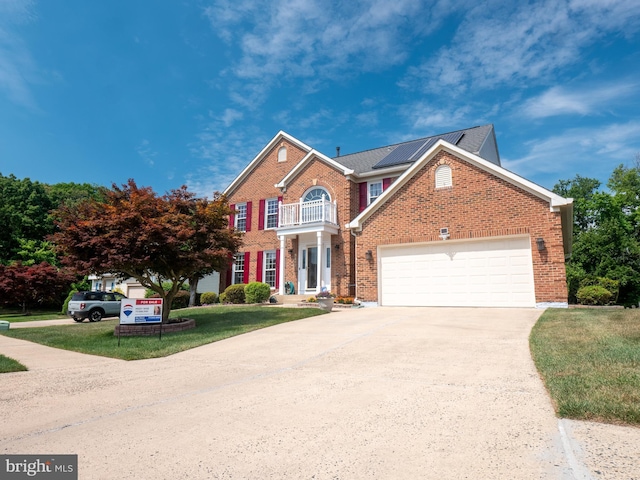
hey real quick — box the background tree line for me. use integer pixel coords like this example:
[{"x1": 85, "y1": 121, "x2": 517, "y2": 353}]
[
  {"x1": 0, "y1": 174, "x2": 240, "y2": 321},
  {"x1": 0, "y1": 173, "x2": 105, "y2": 311},
  {"x1": 553, "y1": 156, "x2": 640, "y2": 306}
]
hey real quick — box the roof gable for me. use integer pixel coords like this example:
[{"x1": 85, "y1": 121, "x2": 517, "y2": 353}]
[
  {"x1": 347, "y1": 139, "x2": 572, "y2": 232},
  {"x1": 275, "y1": 150, "x2": 354, "y2": 190},
  {"x1": 223, "y1": 131, "x2": 313, "y2": 196}
]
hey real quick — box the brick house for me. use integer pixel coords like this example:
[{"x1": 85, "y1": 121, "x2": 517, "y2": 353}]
[{"x1": 222, "y1": 124, "x2": 573, "y2": 308}]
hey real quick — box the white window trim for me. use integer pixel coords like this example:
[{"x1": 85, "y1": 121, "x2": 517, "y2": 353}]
[
  {"x1": 233, "y1": 253, "x2": 245, "y2": 285},
  {"x1": 368, "y1": 181, "x2": 383, "y2": 205},
  {"x1": 263, "y1": 250, "x2": 277, "y2": 288},
  {"x1": 265, "y1": 198, "x2": 279, "y2": 230},
  {"x1": 302, "y1": 187, "x2": 330, "y2": 203},
  {"x1": 235, "y1": 202, "x2": 247, "y2": 232}
]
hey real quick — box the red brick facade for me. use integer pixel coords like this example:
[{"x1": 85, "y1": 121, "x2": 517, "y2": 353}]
[
  {"x1": 223, "y1": 133, "x2": 570, "y2": 306},
  {"x1": 354, "y1": 151, "x2": 568, "y2": 304}
]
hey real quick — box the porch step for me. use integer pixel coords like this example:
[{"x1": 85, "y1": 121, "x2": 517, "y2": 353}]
[{"x1": 272, "y1": 294, "x2": 311, "y2": 305}]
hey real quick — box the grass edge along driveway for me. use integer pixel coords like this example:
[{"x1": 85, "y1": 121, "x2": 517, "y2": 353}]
[
  {"x1": 530, "y1": 307, "x2": 640, "y2": 426},
  {"x1": 0, "y1": 306, "x2": 327, "y2": 361}
]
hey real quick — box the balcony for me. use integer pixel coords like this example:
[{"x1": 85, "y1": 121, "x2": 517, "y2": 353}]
[{"x1": 277, "y1": 197, "x2": 339, "y2": 234}]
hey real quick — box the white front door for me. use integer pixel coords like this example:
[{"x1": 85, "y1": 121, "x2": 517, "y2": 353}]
[{"x1": 298, "y1": 234, "x2": 332, "y2": 294}]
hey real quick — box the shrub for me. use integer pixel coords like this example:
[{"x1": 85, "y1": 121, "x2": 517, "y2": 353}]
[
  {"x1": 336, "y1": 296, "x2": 354, "y2": 304},
  {"x1": 245, "y1": 282, "x2": 271, "y2": 304},
  {"x1": 223, "y1": 284, "x2": 246, "y2": 304},
  {"x1": 149, "y1": 290, "x2": 190, "y2": 309},
  {"x1": 200, "y1": 292, "x2": 218, "y2": 304},
  {"x1": 219, "y1": 292, "x2": 227, "y2": 304},
  {"x1": 61, "y1": 290, "x2": 78, "y2": 314},
  {"x1": 579, "y1": 276, "x2": 620, "y2": 304},
  {"x1": 576, "y1": 285, "x2": 613, "y2": 306}
]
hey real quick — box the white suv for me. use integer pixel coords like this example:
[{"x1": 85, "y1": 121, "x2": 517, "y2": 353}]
[{"x1": 67, "y1": 291, "x2": 127, "y2": 322}]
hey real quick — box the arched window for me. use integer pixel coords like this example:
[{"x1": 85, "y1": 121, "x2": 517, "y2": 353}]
[
  {"x1": 303, "y1": 187, "x2": 330, "y2": 202},
  {"x1": 278, "y1": 146, "x2": 287, "y2": 162},
  {"x1": 435, "y1": 164, "x2": 452, "y2": 189}
]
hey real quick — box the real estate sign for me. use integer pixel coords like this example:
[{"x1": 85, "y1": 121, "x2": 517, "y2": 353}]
[{"x1": 120, "y1": 298, "x2": 163, "y2": 324}]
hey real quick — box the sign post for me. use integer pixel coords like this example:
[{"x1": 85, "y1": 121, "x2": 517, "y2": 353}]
[{"x1": 118, "y1": 298, "x2": 163, "y2": 345}]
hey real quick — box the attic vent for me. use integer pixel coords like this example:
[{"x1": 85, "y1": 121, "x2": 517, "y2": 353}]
[
  {"x1": 278, "y1": 146, "x2": 287, "y2": 162},
  {"x1": 435, "y1": 165, "x2": 452, "y2": 189}
]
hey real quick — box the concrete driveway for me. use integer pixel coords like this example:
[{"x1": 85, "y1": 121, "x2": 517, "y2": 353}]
[{"x1": 0, "y1": 308, "x2": 636, "y2": 479}]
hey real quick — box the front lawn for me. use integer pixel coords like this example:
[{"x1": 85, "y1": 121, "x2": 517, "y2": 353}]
[
  {"x1": 530, "y1": 308, "x2": 640, "y2": 426},
  {"x1": 0, "y1": 306, "x2": 326, "y2": 361},
  {"x1": 0, "y1": 354, "x2": 28, "y2": 373},
  {"x1": 0, "y1": 307, "x2": 67, "y2": 323}
]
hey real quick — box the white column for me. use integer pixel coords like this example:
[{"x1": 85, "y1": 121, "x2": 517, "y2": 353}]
[
  {"x1": 279, "y1": 235, "x2": 286, "y2": 295},
  {"x1": 316, "y1": 231, "x2": 323, "y2": 294}
]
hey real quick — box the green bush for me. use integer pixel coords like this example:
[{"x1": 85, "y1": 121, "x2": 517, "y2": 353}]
[
  {"x1": 579, "y1": 276, "x2": 620, "y2": 304},
  {"x1": 223, "y1": 284, "x2": 246, "y2": 304},
  {"x1": 200, "y1": 292, "x2": 218, "y2": 304},
  {"x1": 576, "y1": 285, "x2": 613, "y2": 305},
  {"x1": 61, "y1": 290, "x2": 78, "y2": 314},
  {"x1": 149, "y1": 290, "x2": 190, "y2": 309},
  {"x1": 245, "y1": 282, "x2": 271, "y2": 304},
  {"x1": 219, "y1": 292, "x2": 227, "y2": 304}
]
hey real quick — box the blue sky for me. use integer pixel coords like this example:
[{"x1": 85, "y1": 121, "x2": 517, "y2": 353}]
[{"x1": 1, "y1": 0, "x2": 639, "y2": 198}]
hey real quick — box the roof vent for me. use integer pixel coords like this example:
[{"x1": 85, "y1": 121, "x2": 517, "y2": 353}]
[{"x1": 336, "y1": 146, "x2": 340, "y2": 157}]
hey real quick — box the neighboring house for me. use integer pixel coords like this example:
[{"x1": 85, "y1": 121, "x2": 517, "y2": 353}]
[
  {"x1": 89, "y1": 272, "x2": 220, "y2": 299},
  {"x1": 222, "y1": 125, "x2": 573, "y2": 308}
]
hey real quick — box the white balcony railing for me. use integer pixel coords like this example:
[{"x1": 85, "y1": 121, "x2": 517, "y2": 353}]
[{"x1": 279, "y1": 197, "x2": 337, "y2": 228}]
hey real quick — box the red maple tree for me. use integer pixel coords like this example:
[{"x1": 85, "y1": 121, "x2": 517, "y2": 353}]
[
  {"x1": 0, "y1": 262, "x2": 74, "y2": 313},
  {"x1": 51, "y1": 180, "x2": 242, "y2": 322}
]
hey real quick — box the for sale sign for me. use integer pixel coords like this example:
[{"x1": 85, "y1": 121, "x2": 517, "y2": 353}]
[{"x1": 120, "y1": 298, "x2": 163, "y2": 324}]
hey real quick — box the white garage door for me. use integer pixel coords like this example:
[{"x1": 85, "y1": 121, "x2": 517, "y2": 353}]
[{"x1": 379, "y1": 236, "x2": 535, "y2": 307}]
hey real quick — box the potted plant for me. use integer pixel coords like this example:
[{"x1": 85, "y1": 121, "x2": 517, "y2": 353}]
[{"x1": 316, "y1": 290, "x2": 335, "y2": 311}]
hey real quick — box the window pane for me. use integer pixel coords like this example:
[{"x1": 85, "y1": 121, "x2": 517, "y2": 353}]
[
  {"x1": 266, "y1": 199, "x2": 278, "y2": 229},
  {"x1": 265, "y1": 251, "x2": 276, "y2": 287},
  {"x1": 236, "y1": 203, "x2": 247, "y2": 231},
  {"x1": 369, "y1": 182, "x2": 382, "y2": 204}
]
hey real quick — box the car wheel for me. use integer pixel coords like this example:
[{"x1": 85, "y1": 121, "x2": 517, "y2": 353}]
[
  {"x1": 89, "y1": 309, "x2": 103, "y2": 322},
  {"x1": 73, "y1": 317, "x2": 84, "y2": 323}
]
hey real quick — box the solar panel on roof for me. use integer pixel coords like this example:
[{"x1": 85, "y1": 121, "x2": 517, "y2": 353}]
[{"x1": 372, "y1": 131, "x2": 464, "y2": 169}]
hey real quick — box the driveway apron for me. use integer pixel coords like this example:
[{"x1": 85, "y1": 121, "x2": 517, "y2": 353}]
[{"x1": 0, "y1": 307, "x2": 596, "y2": 479}]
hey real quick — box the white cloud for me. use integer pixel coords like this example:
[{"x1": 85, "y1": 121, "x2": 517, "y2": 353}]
[
  {"x1": 408, "y1": 0, "x2": 640, "y2": 94},
  {"x1": 136, "y1": 139, "x2": 158, "y2": 166},
  {"x1": 502, "y1": 121, "x2": 640, "y2": 182},
  {"x1": 0, "y1": 0, "x2": 38, "y2": 109},
  {"x1": 202, "y1": 0, "x2": 437, "y2": 102},
  {"x1": 521, "y1": 82, "x2": 637, "y2": 118},
  {"x1": 221, "y1": 108, "x2": 243, "y2": 127}
]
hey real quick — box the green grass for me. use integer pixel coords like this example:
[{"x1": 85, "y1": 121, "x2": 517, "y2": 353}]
[
  {"x1": 0, "y1": 307, "x2": 67, "y2": 323},
  {"x1": 0, "y1": 354, "x2": 28, "y2": 373},
  {"x1": 530, "y1": 308, "x2": 640, "y2": 426},
  {"x1": 0, "y1": 306, "x2": 326, "y2": 361}
]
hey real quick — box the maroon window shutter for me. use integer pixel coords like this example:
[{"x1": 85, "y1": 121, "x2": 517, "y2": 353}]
[
  {"x1": 383, "y1": 177, "x2": 391, "y2": 191},
  {"x1": 243, "y1": 252, "x2": 250, "y2": 284},
  {"x1": 226, "y1": 255, "x2": 233, "y2": 286},
  {"x1": 258, "y1": 199, "x2": 265, "y2": 230},
  {"x1": 256, "y1": 251, "x2": 263, "y2": 282},
  {"x1": 275, "y1": 249, "x2": 281, "y2": 288},
  {"x1": 229, "y1": 203, "x2": 235, "y2": 229},
  {"x1": 359, "y1": 183, "x2": 367, "y2": 212},
  {"x1": 245, "y1": 201, "x2": 252, "y2": 232},
  {"x1": 277, "y1": 196, "x2": 283, "y2": 226}
]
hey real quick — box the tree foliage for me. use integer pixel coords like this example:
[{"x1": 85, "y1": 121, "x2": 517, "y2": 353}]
[
  {"x1": 0, "y1": 174, "x2": 53, "y2": 262},
  {"x1": 0, "y1": 262, "x2": 75, "y2": 313},
  {"x1": 51, "y1": 179, "x2": 242, "y2": 322},
  {"x1": 554, "y1": 162, "x2": 640, "y2": 305}
]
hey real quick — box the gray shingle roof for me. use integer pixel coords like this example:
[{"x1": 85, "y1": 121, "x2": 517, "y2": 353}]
[{"x1": 333, "y1": 124, "x2": 496, "y2": 175}]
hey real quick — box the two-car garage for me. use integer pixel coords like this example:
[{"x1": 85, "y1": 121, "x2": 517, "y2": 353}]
[{"x1": 378, "y1": 236, "x2": 536, "y2": 308}]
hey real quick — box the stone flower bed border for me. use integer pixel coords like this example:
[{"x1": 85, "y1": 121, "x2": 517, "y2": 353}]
[{"x1": 114, "y1": 318, "x2": 196, "y2": 336}]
